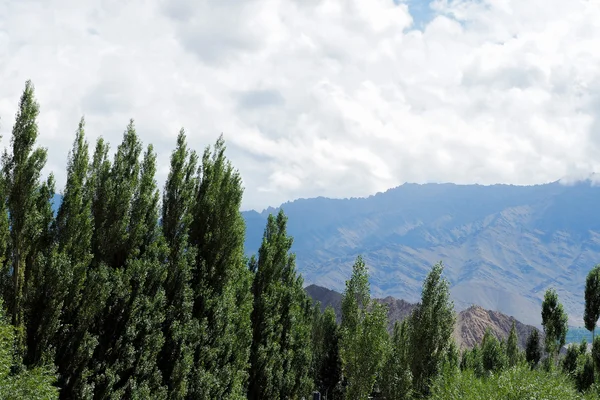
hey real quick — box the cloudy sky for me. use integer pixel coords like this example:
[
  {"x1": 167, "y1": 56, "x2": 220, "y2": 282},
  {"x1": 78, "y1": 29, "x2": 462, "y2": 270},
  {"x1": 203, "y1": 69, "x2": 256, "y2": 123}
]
[{"x1": 1, "y1": 0, "x2": 600, "y2": 210}]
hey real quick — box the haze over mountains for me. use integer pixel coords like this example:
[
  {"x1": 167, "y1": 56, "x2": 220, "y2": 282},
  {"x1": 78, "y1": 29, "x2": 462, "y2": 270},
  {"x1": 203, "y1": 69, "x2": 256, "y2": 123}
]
[{"x1": 243, "y1": 179, "x2": 600, "y2": 326}]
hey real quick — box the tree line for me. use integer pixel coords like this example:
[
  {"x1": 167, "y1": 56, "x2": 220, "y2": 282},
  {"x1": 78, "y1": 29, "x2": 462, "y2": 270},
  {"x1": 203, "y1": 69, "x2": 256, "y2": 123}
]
[{"x1": 2, "y1": 80, "x2": 600, "y2": 399}]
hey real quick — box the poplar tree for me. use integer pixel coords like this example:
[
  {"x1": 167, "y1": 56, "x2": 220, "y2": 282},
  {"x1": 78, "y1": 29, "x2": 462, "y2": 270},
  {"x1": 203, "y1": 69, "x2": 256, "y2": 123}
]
[
  {"x1": 541, "y1": 288, "x2": 568, "y2": 363},
  {"x1": 380, "y1": 320, "x2": 412, "y2": 400},
  {"x1": 525, "y1": 329, "x2": 542, "y2": 369},
  {"x1": 159, "y1": 130, "x2": 198, "y2": 399},
  {"x1": 93, "y1": 135, "x2": 167, "y2": 399},
  {"x1": 314, "y1": 306, "x2": 342, "y2": 399},
  {"x1": 584, "y1": 265, "x2": 600, "y2": 340},
  {"x1": 23, "y1": 174, "x2": 62, "y2": 366},
  {"x1": 339, "y1": 255, "x2": 388, "y2": 400},
  {"x1": 249, "y1": 210, "x2": 313, "y2": 400},
  {"x1": 187, "y1": 135, "x2": 253, "y2": 399},
  {"x1": 408, "y1": 261, "x2": 456, "y2": 397},
  {"x1": 1, "y1": 80, "x2": 48, "y2": 355},
  {"x1": 506, "y1": 321, "x2": 520, "y2": 367}
]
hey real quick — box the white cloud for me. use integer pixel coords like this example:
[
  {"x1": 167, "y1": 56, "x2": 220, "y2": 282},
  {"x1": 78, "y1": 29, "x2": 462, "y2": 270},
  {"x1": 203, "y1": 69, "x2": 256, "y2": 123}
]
[{"x1": 1, "y1": 0, "x2": 600, "y2": 210}]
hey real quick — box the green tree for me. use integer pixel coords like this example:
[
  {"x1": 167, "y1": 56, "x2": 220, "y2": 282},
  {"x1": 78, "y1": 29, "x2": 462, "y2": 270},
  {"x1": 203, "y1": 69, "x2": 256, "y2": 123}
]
[
  {"x1": 380, "y1": 320, "x2": 412, "y2": 400},
  {"x1": 575, "y1": 353, "x2": 595, "y2": 392},
  {"x1": 249, "y1": 210, "x2": 313, "y2": 400},
  {"x1": 562, "y1": 343, "x2": 581, "y2": 377},
  {"x1": 408, "y1": 261, "x2": 456, "y2": 397},
  {"x1": 506, "y1": 321, "x2": 519, "y2": 367},
  {"x1": 22, "y1": 174, "x2": 63, "y2": 366},
  {"x1": 541, "y1": 288, "x2": 568, "y2": 362},
  {"x1": 339, "y1": 255, "x2": 388, "y2": 400},
  {"x1": 592, "y1": 336, "x2": 600, "y2": 373},
  {"x1": 1, "y1": 80, "x2": 48, "y2": 355},
  {"x1": 481, "y1": 329, "x2": 506, "y2": 374},
  {"x1": 52, "y1": 119, "x2": 96, "y2": 395},
  {"x1": 64, "y1": 124, "x2": 168, "y2": 399},
  {"x1": 187, "y1": 135, "x2": 253, "y2": 399},
  {"x1": 158, "y1": 130, "x2": 198, "y2": 399},
  {"x1": 525, "y1": 329, "x2": 542, "y2": 369},
  {"x1": 584, "y1": 265, "x2": 600, "y2": 341},
  {"x1": 315, "y1": 306, "x2": 342, "y2": 399},
  {"x1": 57, "y1": 136, "x2": 114, "y2": 398},
  {"x1": 0, "y1": 300, "x2": 59, "y2": 399}
]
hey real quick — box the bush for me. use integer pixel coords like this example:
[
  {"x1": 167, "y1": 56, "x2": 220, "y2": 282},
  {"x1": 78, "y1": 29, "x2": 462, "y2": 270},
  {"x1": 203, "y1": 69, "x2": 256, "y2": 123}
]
[{"x1": 430, "y1": 362, "x2": 591, "y2": 400}]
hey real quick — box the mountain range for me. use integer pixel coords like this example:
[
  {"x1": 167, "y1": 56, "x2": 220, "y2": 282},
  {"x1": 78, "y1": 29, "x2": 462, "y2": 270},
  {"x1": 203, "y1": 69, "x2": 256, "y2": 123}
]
[
  {"x1": 305, "y1": 284, "x2": 539, "y2": 350},
  {"x1": 243, "y1": 180, "x2": 600, "y2": 326}
]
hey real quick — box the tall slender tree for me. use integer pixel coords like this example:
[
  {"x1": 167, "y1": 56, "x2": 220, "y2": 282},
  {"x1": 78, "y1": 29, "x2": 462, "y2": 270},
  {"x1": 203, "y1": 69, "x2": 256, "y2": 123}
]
[
  {"x1": 408, "y1": 261, "x2": 456, "y2": 397},
  {"x1": 525, "y1": 329, "x2": 542, "y2": 369},
  {"x1": 159, "y1": 130, "x2": 198, "y2": 399},
  {"x1": 506, "y1": 321, "x2": 520, "y2": 367},
  {"x1": 1, "y1": 80, "x2": 49, "y2": 357},
  {"x1": 249, "y1": 210, "x2": 313, "y2": 400},
  {"x1": 380, "y1": 320, "x2": 412, "y2": 400},
  {"x1": 22, "y1": 174, "x2": 63, "y2": 366},
  {"x1": 541, "y1": 288, "x2": 568, "y2": 363},
  {"x1": 339, "y1": 255, "x2": 388, "y2": 400},
  {"x1": 187, "y1": 135, "x2": 253, "y2": 399},
  {"x1": 584, "y1": 265, "x2": 600, "y2": 341},
  {"x1": 314, "y1": 306, "x2": 342, "y2": 399}
]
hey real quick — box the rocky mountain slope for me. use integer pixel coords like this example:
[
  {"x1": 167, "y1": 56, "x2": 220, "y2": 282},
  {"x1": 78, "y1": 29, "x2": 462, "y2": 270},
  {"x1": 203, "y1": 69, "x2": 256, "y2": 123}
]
[
  {"x1": 305, "y1": 284, "x2": 539, "y2": 350},
  {"x1": 245, "y1": 181, "x2": 600, "y2": 325}
]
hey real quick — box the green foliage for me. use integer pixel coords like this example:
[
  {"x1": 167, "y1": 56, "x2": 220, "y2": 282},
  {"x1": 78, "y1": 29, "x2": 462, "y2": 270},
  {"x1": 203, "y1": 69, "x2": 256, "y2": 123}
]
[
  {"x1": 187, "y1": 135, "x2": 253, "y2": 399},
  {"x1": 249, "y1": 210, "x2": 313, "y2": 400},
  {"x1": 584, "y1": 265, "x2": 600, "y2": 338},
  {"x1": 575, "y1": 353, "x2": 595, "y2": 392},
  {"x1": 0, "y1": 301, "x2": 59, "y2": 399},
  {"x1": 430, "y1": 362, "x2": 591, "y2": 400},
  {"x1": 542, "y1": 288, "x2": 568, "y2": 359},
  {"x1": 339, "y1": 255, "x2": 389, "y2": 400},
  {"x1": 8, "y1": 79, "x2": 600, "y2": 400},
  {"x1": 158, "y1": 130, "x2": 197, "y2": 399},
  {"x1": 525, "y1": 329, "x2": 542, "y2": 368},
  {"x1": 1, "y1": 80, "x2": 49, "y2": 356},
  {"x1": 408, "y1": 261, "x2": 456, "y2": 397},
  {"x1": 481, "y1": 329, "x2": 507, "y2": 375},
  {"x1": 563, "y1": 343, "x2": 581, "y2": 377},
  {"x1": 506, "y1": 321, "x2": 520, "y2": 367},
  {"x1": 592, "y1": 336, "x2": 600, "y2": 373},
  {"x1": 313, "y1": 306, "x2": 342, "y2": 398},
  {"x1": 380, "y1": 320, "x2": 412, "y2": 400}
]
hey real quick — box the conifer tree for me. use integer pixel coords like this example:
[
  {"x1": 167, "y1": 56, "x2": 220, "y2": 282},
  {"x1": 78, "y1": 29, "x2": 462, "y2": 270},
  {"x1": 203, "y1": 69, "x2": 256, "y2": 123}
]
[
  {"x1": 339, "y1": 255, "x2": 388, "y2": 400},
  {"x1": 187, "y1": 135, "x2": 253, "y2": 399},
  {"x1": 159, "y1": 130, "x2": 198, "y2": 399},
  {"x1": 408, "y1": 261, "x2": 455, "y2": 397},
  {"x1": 506, "y1": 321, "x2": 519, "y2": 367},
  {"x1": 1, "y1": 80, "x2": 48, "y2": 355},
  {"x1": 249, "y1": 210, "x2": 313, "y2": 400}
]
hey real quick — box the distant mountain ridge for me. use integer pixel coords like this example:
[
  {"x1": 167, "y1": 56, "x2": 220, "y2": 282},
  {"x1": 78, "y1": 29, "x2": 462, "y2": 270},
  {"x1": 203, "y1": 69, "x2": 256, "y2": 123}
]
[
  {"x1": 243, "y1": 181, "x2": 600, "y2": 326},
  {"x1": 305, "y1": 284, "x2": 539, "y2": 350}
]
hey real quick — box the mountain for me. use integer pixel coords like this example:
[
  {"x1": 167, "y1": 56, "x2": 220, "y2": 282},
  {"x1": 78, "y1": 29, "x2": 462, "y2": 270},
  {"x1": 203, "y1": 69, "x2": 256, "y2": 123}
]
[
  {"x1": 305, "y1": 284, "x2": 539, "y2": 350},
  {"x1": 244, "y1": 180, "x2": 600, "y2": 326}
]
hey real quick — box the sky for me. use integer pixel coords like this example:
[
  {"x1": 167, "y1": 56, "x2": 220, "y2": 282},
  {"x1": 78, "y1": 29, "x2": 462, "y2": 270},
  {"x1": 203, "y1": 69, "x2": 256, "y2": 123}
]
[{"x1": 1, "y1": 0, "x2": 600, "y2": 211}]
